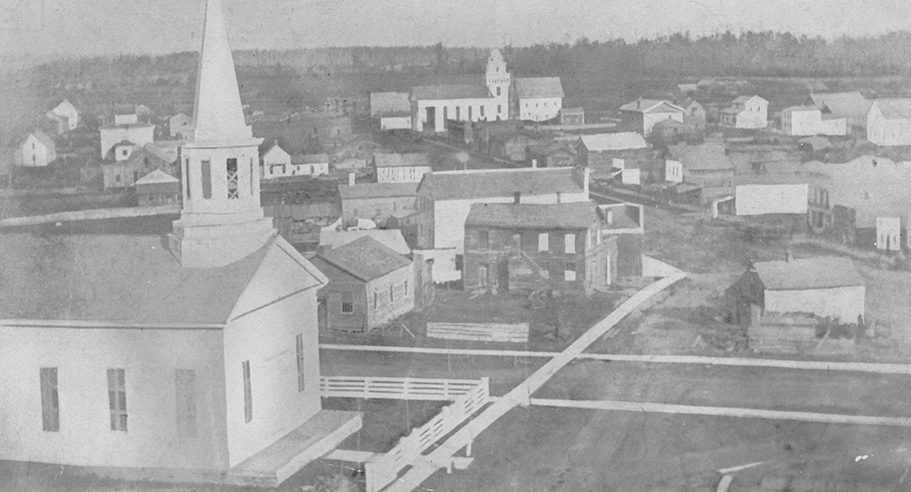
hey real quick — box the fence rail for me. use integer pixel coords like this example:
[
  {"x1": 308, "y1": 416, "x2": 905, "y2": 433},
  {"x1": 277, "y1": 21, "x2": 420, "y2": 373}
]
[
  {"x1": 319, "y1": 376, "x2": 484, "y2": 401},
  {"x1": 364, "y1": 377, "x2": 490, "y2": 492},
  {"x1": 427, "y1": 322, "x2": 529, "y2": 343}
]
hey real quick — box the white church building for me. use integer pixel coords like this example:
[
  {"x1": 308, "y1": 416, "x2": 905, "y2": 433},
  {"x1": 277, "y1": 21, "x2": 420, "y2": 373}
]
[
  {"x1": 0, "y1": 0, "x2": 360, "y2": 486},
  {"x1": 411, "y1": 49, "x2": 511, "y2": 132}
]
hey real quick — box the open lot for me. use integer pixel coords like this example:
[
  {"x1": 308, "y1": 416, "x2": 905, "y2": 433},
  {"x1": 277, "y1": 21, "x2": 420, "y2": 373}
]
[{"x1": 421, "y1": 406, "x2": 905, "y2": 492}]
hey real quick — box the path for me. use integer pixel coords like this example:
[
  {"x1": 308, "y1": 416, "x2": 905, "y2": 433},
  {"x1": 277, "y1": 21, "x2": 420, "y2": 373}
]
[
  {"x1": 382, "y1": 269, "x2": 687, "y2": 492},
  {"x1": 322, "y1": 345, "x2": 911, "y2": 376}
]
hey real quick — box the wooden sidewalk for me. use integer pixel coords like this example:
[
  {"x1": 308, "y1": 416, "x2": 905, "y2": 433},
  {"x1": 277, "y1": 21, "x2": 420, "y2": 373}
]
[{"x1": 383, "y1": 268, "x2": 688, "y2": 492}]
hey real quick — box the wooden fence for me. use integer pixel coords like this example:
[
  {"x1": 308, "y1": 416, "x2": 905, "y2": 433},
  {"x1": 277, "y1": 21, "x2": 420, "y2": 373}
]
[
  {"x1": 319, "y1": 376, "x2": 484, "y2": 401},
  {"x1": 426, "y1": 322, "x2": 529, "y2": 343},
  {"x1": 364, "y1": 377, "x2": 490, "y2": 492}
]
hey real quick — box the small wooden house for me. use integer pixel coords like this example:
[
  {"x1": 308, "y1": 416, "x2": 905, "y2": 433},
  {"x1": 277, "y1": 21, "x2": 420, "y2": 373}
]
[{"x1": 312, "y1": 236, "x2": 415, "y2": 333}]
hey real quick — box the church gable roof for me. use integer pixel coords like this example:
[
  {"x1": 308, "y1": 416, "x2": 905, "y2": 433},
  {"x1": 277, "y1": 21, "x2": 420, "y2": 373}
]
[
  {"x1": 0, "y1": 232, "x2": 271, "y2": 325},
  {"x1": 412, "y1": 84, "x2": 491, "y2": 101}
]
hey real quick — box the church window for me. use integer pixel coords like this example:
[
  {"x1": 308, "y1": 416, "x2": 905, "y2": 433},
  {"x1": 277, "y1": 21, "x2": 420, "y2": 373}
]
[
  {"x1": 295, "y1": 334, "x2": 305, "y2": 393},
  {"x1": 40, "y1": 367, "x2": 59, "y2": 432},
  {"x1": 250, "y1": 158, "x2": 255, "y2": 195},
  {"x1": 108, "y1": 369, "x2": 127, "y2": 432},
  {"x1": 456, "y1": 107, "x2": 461, "y2": 120},
  {"x1": 201, "y1": 160, "x2": 212, "y2": 199},
  {"x1": 184, "y1": 159, "x2": 191, "y2": 199},
  {"x1": 389, "y1": 284, "x2": 395, "y2": 303},
  {"x1": 242, "y1": 361, "x2": 252, "y2": 423},
  {"x1": 480, "y1": 106, "x2": 485, "y2": 118},
  {"x1": 498, "y1": 105, "x2": 502, "y2": 114},
  {"x1": 443, "y1": 106, "x2": 448, "y2": 120},
  {"x1": 373, "y1": 291, "x2": 378, "y2": 310},
  {"x1": 468, "y1": 106, "x2": 473, "y2": 120},
  {"x1": 496, "y1": 87, "x2": 501, "y2": 96},
  {"x1": 226, "y1": 158, "x2": 239, "y2": 199},
  {"x1": 175, "y1": 369, "x2": 196, "y2": 438}
]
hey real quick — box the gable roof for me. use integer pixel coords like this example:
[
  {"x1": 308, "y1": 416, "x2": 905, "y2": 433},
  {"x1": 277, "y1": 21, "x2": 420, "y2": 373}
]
[
  {"x1": 783, "y1": 105, "x2": 821, "y2": 114},
  {"x1": 374, "y1": 153, "x2": 432, "y2": 168},
  {"x1": 51, "y1": 99, "x2": 78, "y2": 116},
  {"x1": 465, "y1": 201, "x2": 599, "y2": 229},
  {"x1": 370, "y1": 91, "x2": 412, "y2": 116},
  {"x1": 515, "y1": 77, "x2": 564, "y2": 99},
  {"x1": 871, "y1": 98, "x2": 911, "y2": 120},
  {"x1": 320, "y1": 229, "x2": 410, "y2": 255},
  {"x1": 291, "y1": 153, "x2": 329, "y2": 165},
  {"x1": 417, "y1": 167, "x2": 584, "y2": 201},
  {"x1": 810, "y1": 91, "x2": 871, "y2": 118},
  {"x1": 580, "y1": 132, "x2": 648, "y2": 152},
  {"x1": 135, "y1": 169, "x2": 178, "y2": 186},
  {"x1": 670, "y1": 142, "x2": 733, "y2": 172},
  {"x1": 412, "y1": 84, "x2": 490, "y2": 101},
  {"x1": 316, "y1": 236, "x2": 410, "y2": 282},
  {"x1": 733, "y1": 95, "x2": 767, "y2": 105},
  {"x1": 619, "y1": 99, "x2": 684, "y2": 114},
  {"x1": 753, "y1": 256, "x2": 863, "y2": 291},
  {"x1": 338, "y1": 182, "x2": 419, "y2": 200},
  {"x1": 22, "y1": 130, "x2": 56, "y2": 150},
  {"x1": 0, "y1": 232, "x2": 272, "y2": 324}
]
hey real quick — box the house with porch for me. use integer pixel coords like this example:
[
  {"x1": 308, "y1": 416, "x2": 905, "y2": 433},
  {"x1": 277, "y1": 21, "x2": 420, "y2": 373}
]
[
  {"x1": 135, "y1": 169, "x2": 181, "y2": 207},
  {"x1": 462, "y1": 201, "x2": 617, "y2": 296}
]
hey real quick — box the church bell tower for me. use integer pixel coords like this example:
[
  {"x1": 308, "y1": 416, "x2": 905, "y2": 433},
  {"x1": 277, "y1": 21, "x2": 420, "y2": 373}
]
[{"x1": 169, "y1": 0, "x2": 273, "y2": 268}]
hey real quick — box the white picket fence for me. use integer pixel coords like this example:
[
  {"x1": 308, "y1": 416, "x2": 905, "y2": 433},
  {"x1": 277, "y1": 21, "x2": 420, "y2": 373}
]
[
  {"x1": 364, "y1": 377, "x2": 491, "y2": 492},
  {"x1": 426, "y1": 322, "x2": 529, "y2": 343},
  {"x1": 319, "y1": 376, "x2": 483, "y2": 401}
]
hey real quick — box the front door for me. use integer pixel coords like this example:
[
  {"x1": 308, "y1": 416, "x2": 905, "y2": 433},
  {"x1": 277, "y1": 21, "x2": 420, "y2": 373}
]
[
  {"x1": 498, "y1": 258, "x2": 509, "y2": 293},
  {"x1": 479, "y1": 264, "x2": 490, "y2": 292}
]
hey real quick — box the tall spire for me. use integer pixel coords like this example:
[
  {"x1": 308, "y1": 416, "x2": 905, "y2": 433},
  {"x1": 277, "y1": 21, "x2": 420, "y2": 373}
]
[
  {"x1": 169, "y1": 0, "x2": 271, "y2": 268},
  {"x1": 192, "y1": 0, "x2": 251, "y2": 143}
]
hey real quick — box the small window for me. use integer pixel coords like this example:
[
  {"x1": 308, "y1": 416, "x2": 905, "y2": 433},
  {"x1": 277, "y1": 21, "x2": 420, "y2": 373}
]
[
  {"x1": 107, "y1": 369, "x2": 127, "y2": 432},
  {"x1": 175, "y1": 369, "x2": 197, "y2": 438},
  {"x1": 295, "y1": 334, "x2": 305, "y2": 393},
  {"x1": 201, "y1": 160, "x2": 212, "y2": 199},
  {"x1": 341, "y1": 292, "x2": 354, "y2": 314},
  {"x1": 389, "y1": 284, "x2": 395, "y2": 303},
  {"x1": 565, "y1": 262, "x2": 577, "y2": 282},
  {"x1": 373, "y1": 291, "x2": 378, "y2": 310},
  {"x1": 115, "y1": 174, "x2": 121, "y2": 183},
  {"x1": 404, "y1": 281, "x2": 408, "y2": 296},
  {"x1": 242, "y1": 361, "x2": 252, "y2": 423},
  {"x1": 480, "y1": 106, "x2": 485, "y2": 118},
  {"x1": 565, "y1": 233, "x2": 576, "y2": 254},
  {"x1": 538, "y1": 233, "x2": 549, "y2": 252},
  {"x1": 496, "y1": 87, "x2": 501, "y2": 96},
  {"x1": 498, "y1": 105, "x2": 502, "y2": 114},
  {"x1": 455, "y1": 254, "x2": 464, "y2": 272},
  {"x1": 479, "y1": 230, "x2": 489, "y2": 250},
  {"x1": 40, "y1": 367, "x2": 59, "y2": 432}
]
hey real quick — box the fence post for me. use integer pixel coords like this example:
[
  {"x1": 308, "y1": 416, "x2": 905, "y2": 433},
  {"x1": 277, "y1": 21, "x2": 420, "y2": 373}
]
[
  {"x1": 480, "y1": 377, "x2": 490, "y2": 402},
  {"x1": 363, "y1": 377, "x2": 370, "y2": 400}
]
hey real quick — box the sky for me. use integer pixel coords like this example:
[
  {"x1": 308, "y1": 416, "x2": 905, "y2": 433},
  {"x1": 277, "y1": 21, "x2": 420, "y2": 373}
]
[{"x1": 1, "y1": 0, "x2": 910, "y2": 57}]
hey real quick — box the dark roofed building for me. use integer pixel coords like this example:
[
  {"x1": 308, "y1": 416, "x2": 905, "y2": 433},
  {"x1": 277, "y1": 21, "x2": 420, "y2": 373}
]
[
  {"x1": 810, "y1": 91, "x2": 872, "y2": 129},
  {"x1": 312, "y1": 236, "x2": 415, "y2": 333},
  {"x1": 667, "y1": 142, "x2": 734, "y2": 200},
  {"x1": 463, "y1": 201, "x2": 618, "y2": 295}
]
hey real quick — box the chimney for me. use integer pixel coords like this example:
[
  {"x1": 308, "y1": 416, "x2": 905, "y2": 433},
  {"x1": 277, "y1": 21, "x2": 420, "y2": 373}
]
[
  {"x1": 513, "y1": 192, "x2": 521, "y2": 204},
  {"x1": 348, "y1": 172, "x2": 356, "y2": 186},
  {"x1": 532, "y1": 158, "x2": 538, "y2": 169},
  {"x1": 785, "y1": 249, "x2": 793, "y2": 263}
]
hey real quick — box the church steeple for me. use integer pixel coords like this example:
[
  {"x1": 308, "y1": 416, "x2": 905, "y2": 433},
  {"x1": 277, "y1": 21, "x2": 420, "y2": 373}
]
[{"x1": 169, "y1": 0, "x2": 273, "y2": 268}]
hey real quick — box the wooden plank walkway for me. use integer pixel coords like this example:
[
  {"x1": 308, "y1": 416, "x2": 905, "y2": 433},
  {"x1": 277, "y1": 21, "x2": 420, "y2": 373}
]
[
  {"x1": 529, "y1": 398, "x2": 911, "y2": 428},
  {"x1": 321, "y1": 345, "x2": 911, "y2": 376},
  {"x1": 383, "y1": 269, "x2": 687, "y2": 492}
]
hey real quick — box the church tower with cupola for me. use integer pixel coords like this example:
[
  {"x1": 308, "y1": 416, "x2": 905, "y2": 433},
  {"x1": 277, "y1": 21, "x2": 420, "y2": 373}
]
[
  {"x1": 485, "y1": 48, "x2": 511, "y2": 119},
  {"x1": 169, "y1": 0, "x2": 273, "y2": 268}
]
